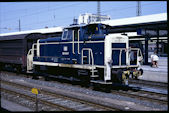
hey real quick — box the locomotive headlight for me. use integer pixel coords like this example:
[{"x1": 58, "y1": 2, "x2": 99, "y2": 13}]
[
  {"x1": 116, "y1": 37, "x2": 122, "y2": 42},
  {"x1": 117, "y1": 37, "x2": 122, "y2": 39},
  {"x1": 63, "y1": 46, "x2": 68, "y2": 51}
]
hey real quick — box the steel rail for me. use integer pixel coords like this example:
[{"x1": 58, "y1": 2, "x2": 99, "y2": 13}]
[
  {"x1": 111, "y1": 89, "x2": 168, "y2": 105},
  {"x1": 1, "y1": 79, "x2": 121, "y2": 111},
  {"x1": 0, "y1": 87, "x2": 75, "y2": 111},
  {"x1": 1, "y1": 71, "x2": 167, "y2": 109},
  {"x1": 129, "y1": 79, "x2": 168, "y2": 89}
]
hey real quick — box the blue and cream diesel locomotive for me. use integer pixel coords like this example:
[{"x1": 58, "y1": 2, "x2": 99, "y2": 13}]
[{"x1": 27, "y1": 23, "x2": 143, "y2": 85}]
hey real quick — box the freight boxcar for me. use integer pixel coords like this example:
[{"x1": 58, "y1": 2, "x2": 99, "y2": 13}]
[
  {"x1": 0, "y1": 33, "x2": 45, "y2": 72},
  {"x1": 0, "y1": 27, "x2": 63, "y2": 72}
]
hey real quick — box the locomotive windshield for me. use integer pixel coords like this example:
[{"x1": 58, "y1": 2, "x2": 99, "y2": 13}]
[
  {"x1": 61, "y1": 23, "x2": 111, "y2": 41},
  {"x1": 62, "y1": 29, "x2": 73, "y2": 40},
  {"x1": 83, "y1": 24, "x2": 108, "y2": 38}
]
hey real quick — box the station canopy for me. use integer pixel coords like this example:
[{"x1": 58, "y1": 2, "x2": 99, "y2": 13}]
[{"x1": 97, "y1": 13, "x2": 167, "y2": 37}]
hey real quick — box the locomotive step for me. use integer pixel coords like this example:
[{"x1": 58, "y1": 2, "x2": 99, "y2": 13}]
[
  {"x1": 27, "y1": 70, "x2": 33, "y2": 73},
  {"x1": 90, "y1": 70, "x2": 98, "y2": 72},
  {"x1": 82, "y1": 56, "x2": 87, "y2": 58},
  {"x1": 90, "y1": 80, "x2": 112, "y2": 84},
  {"x1": 90, "y1": 75, "x2": 99, "y2": 77}
]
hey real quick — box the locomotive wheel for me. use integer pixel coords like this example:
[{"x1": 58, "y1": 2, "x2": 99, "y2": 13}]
[
  {"x1": 78, "y1": 70, "x2": 90, "y2": 87},
  {"x1": 102, "y1": 84, "x2": 111, "y2": 93},
  {"x1": 116, "y1": 69, "x2": 123, "y2": 84},
  {"x1": 0, "y1": 63, "x2": 3, "y2": 71},
  {"x1": 92, "y1": 83, "x2": 101, "y2": 91},
  {"x1": 16, "y1": 65, "x2": 22, "y2": 74},
  {"x1": 92, "y1": 83, "x2": 111, "y2": 93},
  {"x1": 80, "y1": 76, "x2": 90, "y2": 88}
]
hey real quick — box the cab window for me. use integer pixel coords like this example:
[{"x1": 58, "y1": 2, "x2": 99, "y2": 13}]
[
  {"x1": 62, "y1": 29, "x2": 73, "y2": 40},
  {"x1": 67, "y1": 30, "x2": 73, "y2": 40},
  {"x1": 62, "y1": 29, "x2": 68, "y2": 40},
  {"x1": 74, "y1": 30, "x2": 78, "y2": 41}
]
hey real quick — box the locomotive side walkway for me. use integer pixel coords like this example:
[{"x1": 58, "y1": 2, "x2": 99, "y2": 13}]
[{"x1": 138, "y1": 57, "x2": 168, "y2": 83}]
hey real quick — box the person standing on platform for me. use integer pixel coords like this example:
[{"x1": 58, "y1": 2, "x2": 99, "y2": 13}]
[{"x1": 150, "y1": 51, "x2": 159, "y2": 68}]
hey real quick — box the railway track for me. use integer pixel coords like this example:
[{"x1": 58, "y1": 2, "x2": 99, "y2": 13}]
[
  {"x1": 1, "y1": 78, "x2": 122, "y2": 111},
  {"x1": 1, "y1": 81, "x2": 74, "y2": 111},
  {"x1": 111, "y1": 88, "x2": 168, "y2": 105},
  {"x1": 1, "y1": 71, "x2": 168, "y2": 109},
  {"x1": 129, "y1": 79, "x2": 168, "y2": 89},
  {"x1": 110, "y1": 79, "x2": 168, "y2": 105},
  {"x1": 1, "y1": 87, "x2": 62, "y2": 111},
  {"x1": 1, "y1": 70, "x2": 167, "y2": 90}
]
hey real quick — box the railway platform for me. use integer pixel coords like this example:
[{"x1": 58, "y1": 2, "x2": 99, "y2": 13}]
[{"x1": 138, "y1": 57, "x2": 168, "y2": 83}]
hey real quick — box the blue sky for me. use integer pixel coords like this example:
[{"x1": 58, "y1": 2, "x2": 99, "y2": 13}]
[{"x1": 0, "y1": 1, "x2": 167, "y2": 33}]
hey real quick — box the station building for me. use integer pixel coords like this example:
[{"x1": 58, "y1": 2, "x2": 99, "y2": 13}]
[{"x1": 78, "y1": 13, "x2": 111, "y2": 24}]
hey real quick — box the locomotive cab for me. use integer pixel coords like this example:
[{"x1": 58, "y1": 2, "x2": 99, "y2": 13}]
[{"x1": 104, "y1": 34, "x2": 143, "y2": 85}]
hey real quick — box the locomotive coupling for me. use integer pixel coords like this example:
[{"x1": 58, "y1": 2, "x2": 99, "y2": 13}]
[
  {"x1": 112, "y1": 70, "x2": 130, "y2": 85},
  {"x1": 122, "y1": 71, "x2": 130, "y2": 82},
  {"x1": 130, "y1": 68, "x2": 143, "y2": 79},
  {"x1": 122, "y1": 71, "x2": 130, "y2": 85}
]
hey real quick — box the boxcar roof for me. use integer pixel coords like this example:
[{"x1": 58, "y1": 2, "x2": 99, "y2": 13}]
[
  {"x1": 0, "y1": 34, "x2": 27, "y2": 41},
  {"x1": 0, "y1": 26, "x2": 63, "y2": 37},
  {"x1": 0, "y1": 33, "x2": 46, "y2": 41}
]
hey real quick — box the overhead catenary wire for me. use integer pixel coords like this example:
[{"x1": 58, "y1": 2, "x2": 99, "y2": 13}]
[
  {"x1": 102, "y1": 2, "x2": 163, "y2": 14},
  {"x1": 0, "y1": 1, "x2": 166, "y2": 33},
  {"x1": 0, "y1": 2, "x2": 84, "y2": 32},
  {"x1": 1, "y1": 2, "x2": 83, "y2": 22},
  {"x1": 136, "y1": 1, "x2": 141, "y2": 16},
  {"x1": 1, "y1": 1, "x2": 163, "y2": 23}
]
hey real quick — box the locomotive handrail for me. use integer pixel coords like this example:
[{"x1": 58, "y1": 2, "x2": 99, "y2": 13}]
[
  {"x1": 27, "y1": 49, "x2": 32, "y2": 56},
  {"x1": 112, "y1": 48, "x2": 127, "y2": 66},
  {"x1": 31, "y1": 43, "x2": 37, "y2": 57},
  {"x1": 27, "y1": 43, "x2": 37, "y2": 72},
  {"x1": 78, "y1": 29, "x2": 80, "y2": 54},
  {"x1": 112, "y1": 48, "x2": 143, "y2": 66},
  {"x1": 72, "y1": 30, "x2": 75, "y2": 54},
  {"x1": 27, "y1": 48, "x2": 33, "y2": 72},
  {"x1": 81, "y1": 48, "x2": 94, "y2": 65},
  {"x1": 130, "y1": 48, "x2": 143, "y2": 65},
  {"x1": 119, "y1": 49, "x2": 122, "y2": 66},
  {"x1": 37, "y1": 39, "x2": 40, "y2": 57},
  {"x1": 31, "y1": 43, "x2": 37, "y2": 50},
  {"x1": 81, "y1": 48, "x2": 95, "y2": 76}
]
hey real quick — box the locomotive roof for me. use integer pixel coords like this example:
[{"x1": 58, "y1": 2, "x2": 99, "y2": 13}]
[{"x1": 64, "y1": 23, "x2": 112, "y2": 29}]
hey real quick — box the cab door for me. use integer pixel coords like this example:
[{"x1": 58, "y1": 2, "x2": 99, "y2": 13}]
[
  {"x1": 72, "y1": 29, "x2": 80, "y2": 63},
  {"x1": 72, "y1": 29, "x2": 80, "y2": 54}
]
